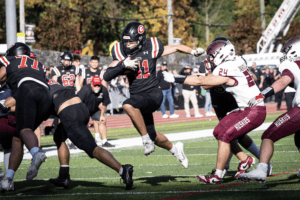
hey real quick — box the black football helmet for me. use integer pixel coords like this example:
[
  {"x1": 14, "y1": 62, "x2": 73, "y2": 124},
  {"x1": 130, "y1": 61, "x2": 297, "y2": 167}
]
[
  {"x1": 121, "y1": 21, "x2": 146, "y2": 55},
  {"x1": 60, "y1": 51, "x2": 74, "y2": 67},
  {"x1": 5, "y1": 42, "x2": 31, "y2": 57}
]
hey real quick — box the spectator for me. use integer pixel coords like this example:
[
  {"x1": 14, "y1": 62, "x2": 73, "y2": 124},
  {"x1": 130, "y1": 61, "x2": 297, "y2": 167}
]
[
  {"x1": 263, "y1": 66, "x2": 272, "y2": 103},
  {"x1": 156, "y1": 64, "x2": 161, "y2": 74},
  {"x1": 250, "y1": 62, "x2": 264, "y2": 89},
  {"x1": 284, "y1": 86, "x2": 296, "y2": 111},
  {"x1": 180, "y1": 65, "x2": 203, "y2": 117},
  {"x1": 157, "y1": 61, "x2": 179, "y2": 118}
]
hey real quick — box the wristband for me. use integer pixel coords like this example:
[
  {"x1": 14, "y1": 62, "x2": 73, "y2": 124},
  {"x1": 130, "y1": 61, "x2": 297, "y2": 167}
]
[
  {"x1": 261, "y1": 87, "x2": 275, "y2": 98},
  {"x1": 174, "y1": 75, "x2": 187, "y2": 84}
]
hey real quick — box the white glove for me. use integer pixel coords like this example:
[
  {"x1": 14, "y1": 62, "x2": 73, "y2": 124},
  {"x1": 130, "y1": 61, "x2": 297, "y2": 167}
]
[
  {"x1": 248, "y1": 94, "x2": 265, "y2": 107},
  {"x1": 162, "y1": 71, "x2": 175, "y2": 83},
  {"x1": 123, "y1": 56, "x2": 139, "y2": 71},
  {"x1": 191, "y1": 48, "x2": 205, "y2": 57}
]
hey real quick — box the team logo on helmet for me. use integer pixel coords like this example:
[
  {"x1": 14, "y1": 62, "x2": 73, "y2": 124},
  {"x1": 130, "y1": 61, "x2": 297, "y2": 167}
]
[{"x1": 138, "y1": 25, "x2": 145, "y2": 34}]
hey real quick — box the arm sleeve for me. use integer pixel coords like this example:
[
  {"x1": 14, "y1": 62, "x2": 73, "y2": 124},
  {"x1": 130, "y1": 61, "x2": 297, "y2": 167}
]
[
  {"x1": 102, "y1": 87, "x2": 111, "y2": 106},
  {"x1": 77, "y1": 86, "x2": 87, "y2": 102},
  {"x1": 103, "y1": 61, "x2": 125, "y2": 82}
]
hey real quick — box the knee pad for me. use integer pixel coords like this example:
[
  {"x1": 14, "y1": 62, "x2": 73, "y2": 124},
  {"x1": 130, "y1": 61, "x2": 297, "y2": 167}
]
[
  {"x1": 53, "y1": 124, "x2": 67, "y2": 149},
  {"x1": 146, "y1": 124, "x2": 157, "y2": 141}
]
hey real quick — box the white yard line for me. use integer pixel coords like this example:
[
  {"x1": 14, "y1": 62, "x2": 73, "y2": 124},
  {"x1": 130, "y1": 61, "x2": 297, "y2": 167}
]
[{"x1": 0, "y1": 122, "x2": 273, "y2": 162}]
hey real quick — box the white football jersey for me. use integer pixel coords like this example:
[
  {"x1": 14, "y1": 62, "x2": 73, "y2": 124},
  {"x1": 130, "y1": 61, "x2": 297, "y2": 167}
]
[
  {"x1": 279, "y1": 60, "x2": 300, "y2": 106},
  {"x1": 212, "y1": 56, "x2": 263, "y2": 108}
]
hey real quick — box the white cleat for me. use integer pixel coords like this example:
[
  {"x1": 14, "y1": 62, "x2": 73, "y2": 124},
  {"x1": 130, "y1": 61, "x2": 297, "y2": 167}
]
[
  {"x1": 174, "y1": 142, "x2": 188, "y2": 169},
  {"x1": 1, "y1": 176, "x2": 14, "y2": 192},
  {"x1": 238, "y1": 163, "x2": 267, "y2": 183},
  {"x1": 143, "y1": 139, "x2": 155, "y2": 156}
]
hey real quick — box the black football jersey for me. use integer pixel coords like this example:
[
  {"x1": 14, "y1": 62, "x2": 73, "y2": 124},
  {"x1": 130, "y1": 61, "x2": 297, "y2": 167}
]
[
  {"x1": 111, "y1": 37, "x2": 164, "y2": 94},
  {"x1": 77, "y1": 84, "x2": 110, "y2": 116},
  {"x1": 79, "y1": 67, "x2": 102, "y2": 85},
  {"x1": 199, "y1": 60, "x2": 238, "y2": 120},
  {"x1": 0, "y1": 56, "x2": 47, "y2": 92},
  {"x1": 51, "y1": 65, "x2": 79, "y2": 88},
  {"x1": 47, "y1": 79, "x2": 77, "y2": 114}
]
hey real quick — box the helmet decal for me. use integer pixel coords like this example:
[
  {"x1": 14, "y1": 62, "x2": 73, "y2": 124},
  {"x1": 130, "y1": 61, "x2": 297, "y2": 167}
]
[{"x1": 138, "y1": 25, "x2": 145, "y2": 34}]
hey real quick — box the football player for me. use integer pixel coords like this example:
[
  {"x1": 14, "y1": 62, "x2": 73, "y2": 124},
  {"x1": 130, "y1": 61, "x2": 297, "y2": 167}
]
[
  {"x1": 104, "y1": 21, "x2": 205, "y2": 168},
  {"x1": 51, "y1": 51, "x2": 80, "y2": 92},
  {"x1": 163, "y1": 39, "x2": 266, "y2": 184},
  {"x1": 238, "y1": 37, "x2": 300, "y2": 182},
  {"x1": 77, "y1": 76, "x2": 114, "y2": 147},
  {"x1": 0, "y1": 43, "x2": 52, "y2": 190},
  {"x1": 78, "y1": 56, "x2": 102, "y2": 88},
  {"x1": 199, "y1": 38, "x2": 271, "y2": 179},
  {"x1": 46, "y1": 79, "x2": 133, "y2": 190}
]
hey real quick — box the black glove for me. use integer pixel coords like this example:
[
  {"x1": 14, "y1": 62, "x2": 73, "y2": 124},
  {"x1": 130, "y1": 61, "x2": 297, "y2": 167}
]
[{"x1": 0, "y1": 102, "x2": 10, "y2": 113}]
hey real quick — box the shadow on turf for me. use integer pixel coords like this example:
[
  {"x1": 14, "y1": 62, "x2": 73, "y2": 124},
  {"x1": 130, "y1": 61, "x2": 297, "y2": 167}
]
[
  {"x1": 262, "y1": 174, "x2": 300, "y2": 189},
  {"x1": 135, "y1": 175, "x2": 191, "y2": 186},
  {"x1": 1, "y1": 179, "x2": 127, "y2": 196}
]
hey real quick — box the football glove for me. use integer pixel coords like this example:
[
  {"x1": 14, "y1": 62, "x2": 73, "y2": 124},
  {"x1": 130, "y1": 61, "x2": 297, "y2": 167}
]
[
  {"x1": 191, "y1": 48, "x2": 205, "y2": 57},
  {"x1": 162, "y1": 71, "x2": 175, "y2": 83},
  {"x1": 248, "y1": 94, "x2": 265, "y2": 107},
  {"x1": 123, "y1": 56, "x2": 139, "y2": 71},
  {"x1": 0, "y1": 101, "x2": 10, "y2": 113}
]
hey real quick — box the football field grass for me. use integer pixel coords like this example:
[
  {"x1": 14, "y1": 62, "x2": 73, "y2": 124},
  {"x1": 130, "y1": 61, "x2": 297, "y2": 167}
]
[{"x1": 1, "y1": 113, "x2": 300, "y2": 199}]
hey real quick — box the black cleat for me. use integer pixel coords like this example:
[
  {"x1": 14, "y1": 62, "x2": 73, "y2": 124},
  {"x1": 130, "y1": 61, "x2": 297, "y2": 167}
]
[
  {"x1": 121, "y1": 164, "x2": 133, "y2": 190},
  {"x1": 102, "y1": 142, "x2": 115, "y2": 148},
  {"x1": 49, "y1": 176, "x2": 70, "y2": 189}
]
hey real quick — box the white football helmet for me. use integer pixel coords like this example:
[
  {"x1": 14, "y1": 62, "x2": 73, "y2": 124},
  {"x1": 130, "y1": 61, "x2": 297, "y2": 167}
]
[
  {"x1": 282, "y1": 36, "x2": 300, "y2": 62},
  {"x1": 206, "y1": 40, "x2": 235, "y2": 66}
]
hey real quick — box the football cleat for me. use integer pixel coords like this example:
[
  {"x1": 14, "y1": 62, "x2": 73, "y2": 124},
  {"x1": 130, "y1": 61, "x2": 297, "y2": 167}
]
[
  {"x1": 173, "y1": 142, "x2": 188, "y2": 169},
  {"x1": 195, "y1": 174, "x2": 222, "y2": 184},
  {"x1": 68, "y1": 142, "x2": 77, "y2": 150},
  {"x1": 238, "y1": 163, "x2": 267, "y2": 183},
  {"x1": 121, "y1": 164, "x2": 133, "y2": 190},
  {"x1": 143, "y1": 139, "x2": 155, "y2": 156},
  {"x1": 26, "y1": 149, "x2": 47, "y2": 180},
  {"x1": 0, "y1": 176, "x2": 14, "y2": 191},
  {"x1": 102, "y1": 142, "x2": 115, "y2": 148},
  {"x1": 49, "y1": 176, "x2": 70, "y2": 189},
  {"x1": 234, "y1": 156, "x2": 255, "y2": 179}
]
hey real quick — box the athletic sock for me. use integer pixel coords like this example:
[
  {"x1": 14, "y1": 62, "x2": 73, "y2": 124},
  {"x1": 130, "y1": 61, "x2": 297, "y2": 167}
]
[
  {"x1": 169, "y1": 144, "x2": 176, "y2": 155},
  {"x1": 215, "y1": 169, "x2": 223, "y2": 179},
  {"x1": 30, "y1": 147, "x2": 40, "y2": 157},
  {"x1": 119, "y1": 167, "x2": 123, "y2": 176},
  {"x1": 6, "y1": 169, "x2": 15, "y2": 179},
  {"x1": 102, "y1": 139, "x2": 107, "y2": 144},
  {"x1": 247, "y1": 141, "x2": 260, "y2": 159},
  {"x1": 141, "y1": 134, "x2": 151, "y2": 142},
  {"x1": 95, "y1": 133, "x2": 101, "y2": 139},
  {"x1": 3, "y1": 148, "x2": 12, "y2": 172},
  {"x1": 59, "y1": 165, "x2": 70, "y2": 178}
]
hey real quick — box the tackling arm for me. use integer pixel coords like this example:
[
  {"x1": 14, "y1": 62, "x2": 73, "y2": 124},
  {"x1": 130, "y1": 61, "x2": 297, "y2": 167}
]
[
  {"x1": 183, "y1": 75, "x2": 236, "y2": 87},
  {"x1": 161, "y1": 45, "x2": 205, "y2": 57}
]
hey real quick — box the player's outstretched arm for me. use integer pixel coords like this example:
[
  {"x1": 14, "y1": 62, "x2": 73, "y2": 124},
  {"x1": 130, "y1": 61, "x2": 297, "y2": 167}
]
[
  {"x1": 248, "y1": 75, "x2": 292, "y2": 107},
  {"x1": 162, "y1": 71, "x2": 235, "y2": 87},
  {"x1": 161, "y1": 45, "x2": 205, "y2": 57}
]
